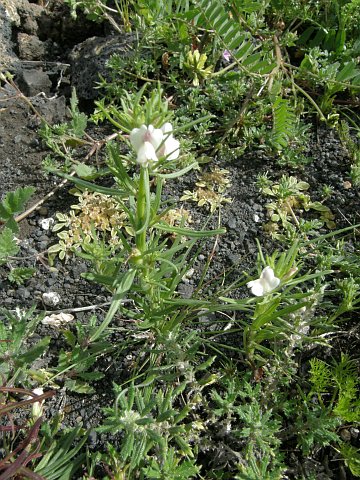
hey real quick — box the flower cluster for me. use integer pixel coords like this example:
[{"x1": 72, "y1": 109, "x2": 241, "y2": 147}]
[
  {"x1": 247, "y1": 266, "x2": 280, "y2": 297},
  {"x1": 130, "y1": 123, "x2": 180, "y2": 167}
]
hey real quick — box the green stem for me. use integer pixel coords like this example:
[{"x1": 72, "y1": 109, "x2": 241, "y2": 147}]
[
  {"x1": 293, "y1": 82, "x2": 327, "y2": 122},
  {"x1": 135, "y1": 167, "x2": 149, "y2": 252}
]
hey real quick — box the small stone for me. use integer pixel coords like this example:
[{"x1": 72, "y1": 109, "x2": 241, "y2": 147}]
[
  {"x1": 17, "y1": 68, "x2": 52, "y2": 96},
  {"x1": 177, "y1": 283, "x2": 194, "y2": 298},
  {"x1": 339, "y1": 428, "x2": 351, "y2": 442},
  {"x1": 343, "y1": 181, "x2": 352, "y2": 189},
  {"x1": 39, "y1": 218, "x2": 54, "y2": 230},
  {"x1": 39, "y1": 207, "x2": 48, "y2": 216},
  {"x1": 17, "y1": 287, "x2": 31, "y2": 299},
  {"x1": 42, "y1": 291, "x2": 61, "y2": 307},
  {"x1": 227, "y1": 217, "x2": 237, "y2": 229},
  {"x1": 42, "y1": 312, "x2": 74, "y2": 327},
  {"x1": 17, "y1": 33, "x2": 46, "y2": 60}
]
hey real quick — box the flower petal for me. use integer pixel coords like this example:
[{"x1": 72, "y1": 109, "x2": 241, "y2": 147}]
[
  {"x1": 261, "y1": 266, "x2": 280, "y2": 292},
  {"x1": 163, "y1": 137, "x2": 180, "y2": 160},
  {"x1": 247, "y1": 279, "x2": 264, "y2": 297},
  {"x1": 148, "y1": 126, "x2": 164, "y2": 151},
  {"x1": 136, "y1": 141, "x2": 158, "y2": 166},
  {"x1": 247, "y1": 266, "x2": 280, "y2": 296},
  {"x1": 130, "y1": 125, "x2": 147, "y2": 152},
  {"x1": 161, "y1": 122, "x2": 173, "y2": 135}
]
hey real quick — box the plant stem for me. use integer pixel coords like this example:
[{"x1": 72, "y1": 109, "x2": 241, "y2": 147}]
[{"x1": 135, "y1": 167, "x2": 149, "y2": 253}]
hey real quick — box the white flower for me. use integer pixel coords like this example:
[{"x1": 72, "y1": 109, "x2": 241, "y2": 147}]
[
  {"x1": 158, "y1": 122, "x2": 180, "y2": 160},
  {"x1": 30, "y1": 388, "x2": 44, "y2": 419},
  {"x1": 130, "y1": 125, "x2": 163, "y2": 166},
  {"x1": 247, "y1": 266, "x2": 280, "y2": 297},
  {"x1": 129, "y1": 123, "x2": 180, "y2": 165},
  {"x1": 136, "y1": 141, "x2": 158, "y2": 166}
]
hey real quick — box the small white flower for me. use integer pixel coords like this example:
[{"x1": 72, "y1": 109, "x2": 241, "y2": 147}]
[
  {"x1": 136, "y1": 141, "x2": 158, "y2": 166},
  {"x1": 29, "y1": 388, "x2": 44, "y2": 419},
  {"x1": 129, "y1": 123, "x2": 180, "y2": 165},
  {"x1": 159, "y1": 122, "x2": 180, "y2": 160},
  {"x1": 247, "y1": 266, "x2": 280, "y2": 297},
  {"x1": 130, "y1": 125, "x2": 163, "y2": 154}
]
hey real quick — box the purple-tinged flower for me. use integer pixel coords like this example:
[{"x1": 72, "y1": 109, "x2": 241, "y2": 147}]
[{"x1": 223, "y1": 50, "x2": 231, "y2": 62}]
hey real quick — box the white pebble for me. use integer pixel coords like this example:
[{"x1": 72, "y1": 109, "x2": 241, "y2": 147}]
[
  {"x1": 40, "y1": 218, "x2": 55, "y2": 231},
  {"x1": 42, "y1": 291, "x2": 61, "y2": 307}
]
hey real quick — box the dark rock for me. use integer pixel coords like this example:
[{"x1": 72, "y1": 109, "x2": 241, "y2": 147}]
[
  {"x1": 30, "y1": 95, "x2": 67, "y2": 123},
  {"x1": 17, "y1": 33, "x2": 47, "y2": 60},
  {"x1": 0, "y1": 0, "x2": 20, "y2": 70},
  {"x1": 69, "y1": 34, "x2": 138, "y2": 99},
  {"x1": 17, "y1": 287, "x2": 31, "y2": 299},
  {"x1": 17, "y1": 68, "x2": 52, "y2": 96}
]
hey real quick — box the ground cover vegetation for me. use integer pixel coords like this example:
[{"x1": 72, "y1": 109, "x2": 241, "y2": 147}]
[{"x1": 0, "y1": 0, "x2": 360, "y2": 478}]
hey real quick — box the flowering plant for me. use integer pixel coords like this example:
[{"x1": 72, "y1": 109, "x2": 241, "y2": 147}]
[
  {"x1": 247, "y1": 266, "x2": 280, "y2": 297},
  {"x1": 130, "y1": 123, "x2": 180, "y2": 167}
]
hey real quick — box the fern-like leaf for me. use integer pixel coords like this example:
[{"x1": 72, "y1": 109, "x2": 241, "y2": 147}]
[
  {"x1": 271, "y1": 97, "x2": 297, "y2": 150},
  {"x1": 195, "y1": 0, "x2": 275, "y2": 74},
  {"x1": 340, "y1": 443, "x2": 360, "y2": 478},
  {"x1": 309, "y1": 358, "x2": 332, "y2": 394}
]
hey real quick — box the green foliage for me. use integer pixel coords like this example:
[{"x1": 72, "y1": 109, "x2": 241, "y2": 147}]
[
  {"x1": 39, "y1": 89, "x2": 90, "y2": 165},
  {"x1": 34, "y1": 426, "x2": 88, "y2": 479},
  {"x1": 309, "y1": 354, "x2": 360, "y2": 423},
  {"x1": 338, "y1": 119, "x2": 360, "y2": 187},
  {"x1": 142, "y1": 448, "x2": 200, "y2": 479},
  {"x1": 195, "y1": 0, "x2": 275, "y2": 75},
  {"x1": 9, "y1": 2, "x2": 359, "y2": 478},
  {"x1": 98, "y1": 381, "x2": 201, "y2": 475},
  {"x1": 295, "y1": 403, "x2": 341, "y2": 456},
  {"x1": 340, "y1": 443, "x2": 360, "y2": 477},
  {"x1": 270, "y1": 97, "x2": 297, "y2": 150},
  {"x1": 92, "y1": 83, "x2": 173, "y2": 133},
  {"x1": 0, "y1": 227, "x2": 19, "y2": 264},
  {"x1": 8, "y1": 267, "x2": 36, "y2": 285},
  {"x1": 0, "y1": 186, "x2": 35, "y2": 233},
  {"x1": 53, "y1": 316, "x2": 112, "y2": 393},
  {"x1": 259, "y1": 174, "x2": 336, "y2": 241},
  {"x1": 69, "y1": 88, "x2": 88, "y2": 136},
  {"x1": 0, "y1": 306, "x2": 50, "y2": 378}
]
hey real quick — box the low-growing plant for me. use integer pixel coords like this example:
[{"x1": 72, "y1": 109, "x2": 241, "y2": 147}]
[
  {"x1": 0, "y1": 186, "x2": 37, "y2": 284},
  {"x1": 0, "y1": 307, "x2": 50, "y2": 384},
  {"x1": 257, "y1": 174, "x2": 336, "y2": 241},
  {"x1": 0, "y1": 386, "x2": 55, "y2": 479},
  {"x1": 181, "y1": 167, "x2": 232, "y2": 213}
]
